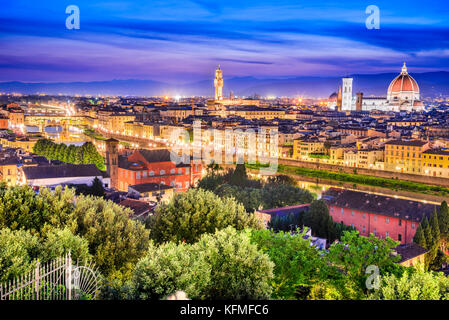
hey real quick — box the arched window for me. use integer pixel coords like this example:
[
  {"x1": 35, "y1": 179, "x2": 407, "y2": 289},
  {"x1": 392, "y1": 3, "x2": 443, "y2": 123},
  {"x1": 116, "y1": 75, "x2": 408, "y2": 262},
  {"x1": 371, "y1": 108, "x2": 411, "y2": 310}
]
[{"x1": 160, "y1": 170, "x2": 165, "y2": 175}]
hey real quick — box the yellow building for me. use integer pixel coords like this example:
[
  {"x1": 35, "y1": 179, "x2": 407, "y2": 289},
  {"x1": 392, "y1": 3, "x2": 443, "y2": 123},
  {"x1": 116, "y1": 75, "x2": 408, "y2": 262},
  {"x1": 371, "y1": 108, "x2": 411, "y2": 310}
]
[
  {"x1": 422, "y1": 150, "x2": 449, "y2": 178},
  {"x1": 0, "y1": 137, "x2": 38, "y2": 153},
  {"x1": 293, "y1": 139, "x2": 325, "y2": 160},
  {"x1": 124, "y1": 121, "x2": 155, "y2": 139},
  {"x1": 384, "y1": 140, "x2": 429, "y2": 174}
]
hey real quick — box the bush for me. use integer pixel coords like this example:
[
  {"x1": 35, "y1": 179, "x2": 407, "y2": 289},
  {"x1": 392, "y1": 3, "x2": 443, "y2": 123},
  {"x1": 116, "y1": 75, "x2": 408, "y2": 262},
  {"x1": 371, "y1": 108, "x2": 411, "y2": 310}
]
[
  {"x1": 148, "y1": 189, "x2": 262, "y2": 244},
  {"x1": 133, "y1": 227, "x2": 274, "y2": 300}
]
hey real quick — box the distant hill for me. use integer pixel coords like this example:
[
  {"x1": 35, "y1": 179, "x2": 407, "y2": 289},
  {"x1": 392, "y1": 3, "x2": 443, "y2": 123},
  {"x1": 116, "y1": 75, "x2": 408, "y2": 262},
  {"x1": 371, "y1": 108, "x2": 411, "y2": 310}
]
[{"x1": 1, "y1": 71, "x2": 448, "y2": 98}]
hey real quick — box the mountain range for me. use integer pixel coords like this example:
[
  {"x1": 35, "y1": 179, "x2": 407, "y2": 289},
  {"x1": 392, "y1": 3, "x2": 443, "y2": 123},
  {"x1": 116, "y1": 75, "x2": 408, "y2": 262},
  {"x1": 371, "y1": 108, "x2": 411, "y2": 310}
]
[{"x1": 1, "y1": 72, "x2": 448, "y2": 98}]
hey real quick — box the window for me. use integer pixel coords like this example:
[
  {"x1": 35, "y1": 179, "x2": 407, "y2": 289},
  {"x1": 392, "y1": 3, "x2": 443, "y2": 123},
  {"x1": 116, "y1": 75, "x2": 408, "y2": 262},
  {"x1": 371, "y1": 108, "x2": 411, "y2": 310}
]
[
  {"x1": 412, "y1": 223, "x2": 415, "y2": 229},
  {"x1": 386, "y1": 217, "x2": 389, "y2": 224},
  {"x1": 374, "y1": 228, "x2": 377, "y2": 235},
  {"x1": 341, "y1": 208, "x2": 344, "y2": 214},
  {"x1": 386, "y1": 232, "x2": 389, "y2": 238},
  {"x1": 374, "y1": 214, "x2": 377, "y2": 221},
  {"x1": 398, "y1": 219, "x2": 402, "y2": 226},
  {"x1": 160, "y1": 170, "x2": 165, "y2": 175},
  {"x1": 178, "y1": 168, "x2": 182, "y2": 174},
  {"x1": 362, "y1": 226, "x2": 366, "y2": 233},
  {"x1": 363, "y1": 213, "x2": 366, "y2": 219},
  {"x1": 142, "y1": 171, "x2": 147, "y2": 178},
  {"x1": 170, "y1": 169, "x2": 175, "y2": 174},
  {"x1": 149, "y1": 171, "x2": 154, "y2": 176},
  {"x1": 351, "y1": 210, "x2": 354, "y2": 216},
  {"x1": 398, "y1": 234, "x2": 402, "y2": 242},
  {"x1": 186, "y1": 168, "x2": 189, "y2": 174},
  {"x1": 136, "y1": 172, "x2": 140, "y2": 179}
]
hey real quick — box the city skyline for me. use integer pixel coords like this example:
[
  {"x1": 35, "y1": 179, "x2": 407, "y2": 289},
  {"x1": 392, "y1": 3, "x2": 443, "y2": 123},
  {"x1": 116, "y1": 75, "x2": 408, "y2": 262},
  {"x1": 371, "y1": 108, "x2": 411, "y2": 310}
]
[{"x1": 1, "y1": 0, "x2": 449, "y2": 83}]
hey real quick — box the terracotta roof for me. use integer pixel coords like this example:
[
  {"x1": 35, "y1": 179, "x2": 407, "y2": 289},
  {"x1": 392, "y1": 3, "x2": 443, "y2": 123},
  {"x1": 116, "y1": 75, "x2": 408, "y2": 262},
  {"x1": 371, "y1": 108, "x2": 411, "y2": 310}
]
[
  {"x1": 385, "y1": 140, "x2": 427, "y2": 147},
  {"x1": 394, "y1": 243, "x2": 428, "y2": 263},
  {"x1": 118, "y1": 198, "x2": 153, "y2": 217},
  {"x1": 323, "y1": 188, "x2": 436, "y2": 222}
]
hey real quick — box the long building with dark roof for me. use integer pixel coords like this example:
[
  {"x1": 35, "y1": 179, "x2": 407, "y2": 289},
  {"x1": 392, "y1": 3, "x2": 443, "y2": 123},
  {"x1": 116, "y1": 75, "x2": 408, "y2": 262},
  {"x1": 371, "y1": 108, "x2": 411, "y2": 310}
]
[{"x1": 323, "y1": 188, "x2": 437, "y2": 244}]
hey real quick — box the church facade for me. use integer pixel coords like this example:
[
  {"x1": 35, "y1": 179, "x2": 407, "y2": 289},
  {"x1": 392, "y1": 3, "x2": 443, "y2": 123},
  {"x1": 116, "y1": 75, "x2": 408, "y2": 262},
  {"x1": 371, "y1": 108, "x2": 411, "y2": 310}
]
[{"x1": 335, "y1": 63, "x2": 424, "y2": 112}]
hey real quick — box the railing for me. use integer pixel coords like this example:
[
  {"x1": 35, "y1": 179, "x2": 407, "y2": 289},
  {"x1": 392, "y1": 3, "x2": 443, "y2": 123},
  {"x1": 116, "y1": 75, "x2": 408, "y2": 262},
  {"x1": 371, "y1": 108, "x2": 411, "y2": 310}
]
[{"x1": 0, "y1": 253, "x2": 99, "y2": 301}]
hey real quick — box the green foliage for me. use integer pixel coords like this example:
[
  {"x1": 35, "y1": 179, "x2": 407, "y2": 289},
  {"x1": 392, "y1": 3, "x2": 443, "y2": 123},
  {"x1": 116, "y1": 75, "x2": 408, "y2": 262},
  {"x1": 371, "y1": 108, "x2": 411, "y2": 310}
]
[
  {"x1": 148, "y1": 188, "x2": 262, "y2": 244},
  {"x1": 0, "y1": 228, "x2": 40, "y2": 282},
  {"x1": 251, "y1": 228, "x2": 340, "y2": 299},
  {"x1": 0, "y1": 227, "x2": 91, "y2": 282},
  {"x1": 229, "y1": 163, "x2": 248, "y2": 186},
  {"x1": 266, "y1": 175, "x2": 297, "y2": 187},
  {"x1": 0, "y1": 185, "x2": 76, "y2": 237},
  {"x1": 69, "y1": 195, "x2": 150, "y2": 280},
  {"x1": 33, "y1": 139, "x2": 105, "y2": 171},
  {"x1": 367, "y1": 268, "x2": 449, "y2": 300},
  {"x1": 39, "y1": 227, "x2": 91, "y2": 264},
  {"x1": 133, "y1": 241, "x2": 210, "y2": 300},
  {"x1": 133, "y1": 227, "x2": 274, "y2": 300},
  {"x1": 261, "y1": 184, "x2": 313, "y2": 209},
  {"x1": 73, "y1": 177, "x2": 106, "y2": 197},
  {"x1": 0, "y1": 185, "x2": 149, "y2": 281},
  {"x1": 438, "y1": 201, "x2": 449, "y2": 242},
  {"x1": 327, "y1": 230, "x2": 402, "y2": 298}
]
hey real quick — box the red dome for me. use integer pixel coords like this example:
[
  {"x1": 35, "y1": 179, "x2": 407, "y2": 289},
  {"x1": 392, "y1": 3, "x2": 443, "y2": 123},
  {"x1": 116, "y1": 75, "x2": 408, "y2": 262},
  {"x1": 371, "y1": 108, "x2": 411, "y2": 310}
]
[{"x1": 388, "y1": 63, "x2": 419, "y2": 94}]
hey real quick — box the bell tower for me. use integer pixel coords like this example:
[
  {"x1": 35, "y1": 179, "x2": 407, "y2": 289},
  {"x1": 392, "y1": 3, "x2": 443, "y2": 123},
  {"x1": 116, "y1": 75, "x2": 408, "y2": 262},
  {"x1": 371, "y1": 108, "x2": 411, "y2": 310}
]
[
  {"x1": 214, "y1": 65, "x2": 223, "y2": 101},
  {"x1": 105, "y1": 138, "x2": 119, "y2": 190}
]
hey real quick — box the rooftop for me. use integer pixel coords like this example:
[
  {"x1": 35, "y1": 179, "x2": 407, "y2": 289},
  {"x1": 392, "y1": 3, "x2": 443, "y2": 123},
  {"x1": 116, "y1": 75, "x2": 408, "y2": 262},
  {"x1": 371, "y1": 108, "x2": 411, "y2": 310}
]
[
  {"x1": 323, "y1": 188, "x2": 436, "y2": 222},
  {"x1": 23, "y1": 164, "x2": 107, "y2": 180}
]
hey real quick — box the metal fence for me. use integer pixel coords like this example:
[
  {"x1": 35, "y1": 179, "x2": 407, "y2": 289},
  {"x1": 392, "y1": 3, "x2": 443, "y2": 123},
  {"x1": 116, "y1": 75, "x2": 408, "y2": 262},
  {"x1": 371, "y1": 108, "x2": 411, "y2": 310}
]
[{"x1": 0, "y1": 253, "x2": 99, "y2": 300}]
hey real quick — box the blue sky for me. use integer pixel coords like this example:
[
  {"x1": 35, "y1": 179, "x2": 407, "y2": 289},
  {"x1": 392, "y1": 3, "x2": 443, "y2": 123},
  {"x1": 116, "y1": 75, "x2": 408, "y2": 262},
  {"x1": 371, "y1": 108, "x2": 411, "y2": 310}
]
[{"x1": 1, "y1": 0, "x2": 448, "y2": 82}]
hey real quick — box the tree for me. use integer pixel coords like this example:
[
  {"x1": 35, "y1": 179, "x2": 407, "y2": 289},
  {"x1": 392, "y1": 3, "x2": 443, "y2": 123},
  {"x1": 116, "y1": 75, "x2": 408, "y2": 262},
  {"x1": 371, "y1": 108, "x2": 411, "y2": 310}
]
[
  {"x1": 438, "y1": 201, "x2": 449, "y2": 249},
  {"x1": 327, "y1": 230, "x2": 401, "y2": 298},
  {"x1": 0, "y1": 228, "x2": 40, "y2": 282},
  {"x1": 196, "y1": 227, "x2": 274, "y2": 299},
  {"x1": 251, "y1": 228, "x2": 340, "y2": 299},
  {"x1": 133, "y1": 227, "x2": 274, "y2": 300},
  {"x1": 266, "y1": 175, "x2": 297, "y2": 187},
  {"x1": 40, "y1": 227, "x2": 91, "y2": 264},
  {"x1": 148, "y1": 189, "x2": 262, "y2": 244},
  {"x1": 132, "y1": 241, "x2": 210, "y2": 300},
  {"x1": 413, "y1": 225, "x2": 427, "y2": 249},
  {"x1": 367, "y1": 268, "x2": 449, "y2": 300},
  {"x1": 90, "y1": 177, "x2": 105, "y2": 197},
  {"x1": 262, "y1": 184, "x2": 314, "y2": 209},
  {"x1": 70, "y1": 195, "x2": 150, "y2": 280},
  {"x1": 303, "y1": 200, "x2": 329, "y2": 237},
  {"x1": 229, "y1": 163, "x2": 248, "y2": 186},
  {"x1": 0, "y1": 185, "x2": 149, "y2": 281}
]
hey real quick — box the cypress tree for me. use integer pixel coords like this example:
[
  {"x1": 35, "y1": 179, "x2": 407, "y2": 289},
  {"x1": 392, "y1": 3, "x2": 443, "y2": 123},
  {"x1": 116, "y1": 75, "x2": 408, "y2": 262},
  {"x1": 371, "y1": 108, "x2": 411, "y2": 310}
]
[
  {"x1": 430, "y1": 211, "x2": 440, "y2": 245},
  {"x1": 413, "y1": 225, "x2": 427, "y2": 248},
  {"x1": 438, "y1": 201, "x2": 449, "y2": 241}
]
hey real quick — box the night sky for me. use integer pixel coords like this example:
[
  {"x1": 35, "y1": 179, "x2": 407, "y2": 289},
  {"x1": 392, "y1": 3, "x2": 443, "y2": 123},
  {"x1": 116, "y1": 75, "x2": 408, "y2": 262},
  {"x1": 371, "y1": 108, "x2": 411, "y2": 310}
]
[{"x1": 1, "y1": 0, "x2": 449, "y2": 83}]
